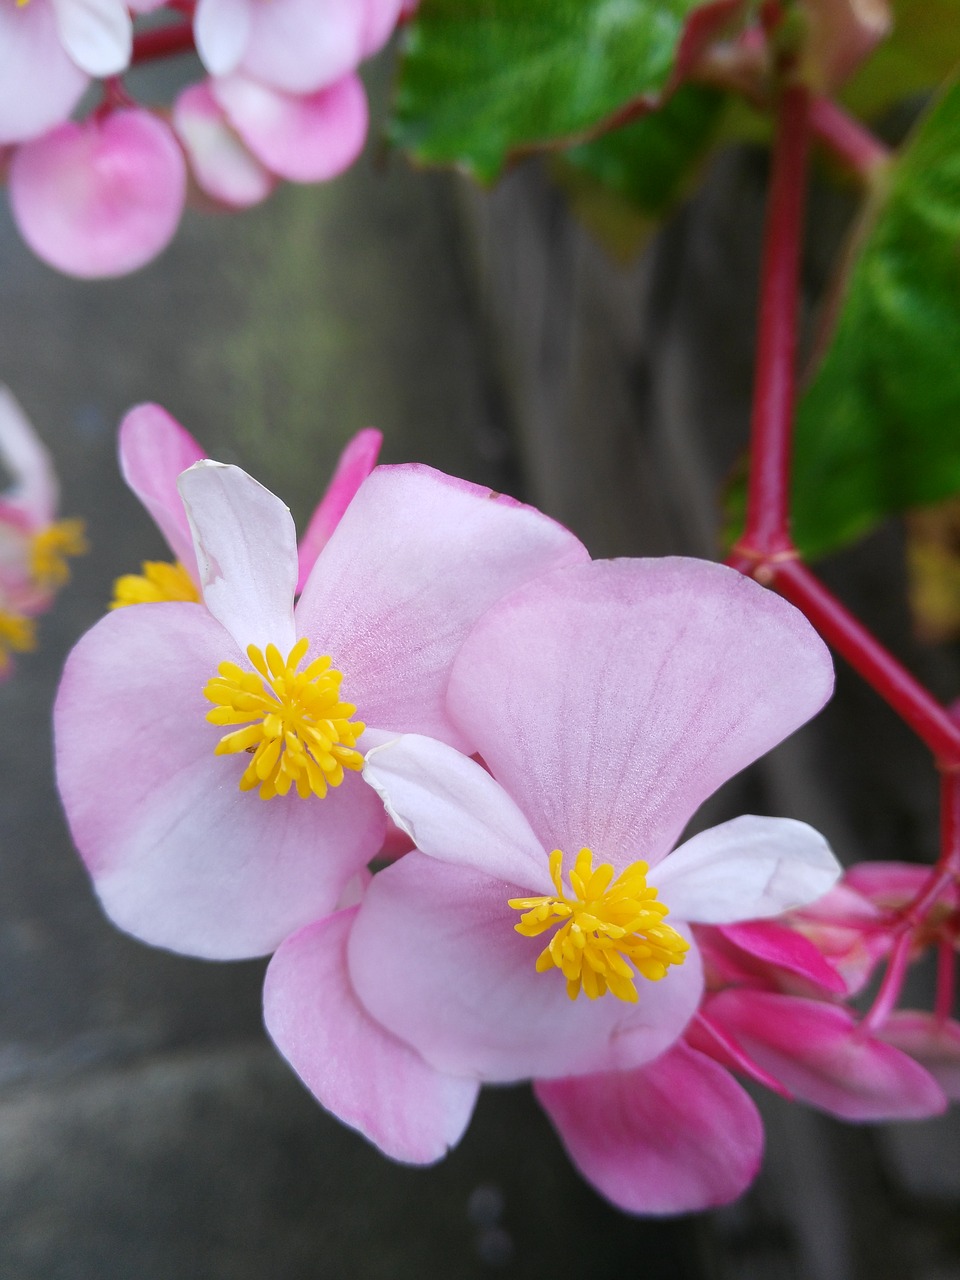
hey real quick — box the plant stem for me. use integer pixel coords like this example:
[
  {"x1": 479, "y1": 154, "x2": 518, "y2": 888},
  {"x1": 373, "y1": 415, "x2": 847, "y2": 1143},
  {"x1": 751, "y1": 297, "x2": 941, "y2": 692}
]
[
  {"x1": 131, "y1": 20, "x2": 195, "y2": 64},
  {"x1": 809, "y1": 96, "x2": 891, "y2": 180}
]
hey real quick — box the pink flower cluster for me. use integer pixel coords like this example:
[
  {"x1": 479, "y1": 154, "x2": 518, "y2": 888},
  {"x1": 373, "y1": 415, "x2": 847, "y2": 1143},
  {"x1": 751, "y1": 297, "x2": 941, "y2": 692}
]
[
  {"x1": 1, "y1": 0, "x2": 409, "y2": 277},
  {"x1": 53, "y1": 406, "x2": 958, "y2": 1214},
  {"x1": 0, "y1": 386, "x2": 87, "y2": 679}
]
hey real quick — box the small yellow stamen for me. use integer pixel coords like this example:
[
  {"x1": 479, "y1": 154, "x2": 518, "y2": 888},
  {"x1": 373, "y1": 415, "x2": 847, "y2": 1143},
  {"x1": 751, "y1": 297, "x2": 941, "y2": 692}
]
[
  {"x1": 508, "y1": 847, "x2": 689, "y2": 1003},
  {"x1": 30, "y1": 518, "x2": 87, "y2": 590},
  {"x1": 204, "y1": 638, "x2": 365, "y2": 801},
  {"x1": 0, "y1": 607, "x2": 36, "y2": 674},
  {"x1": 110, "y1": 560, "x2": 200, "y2": 609}
]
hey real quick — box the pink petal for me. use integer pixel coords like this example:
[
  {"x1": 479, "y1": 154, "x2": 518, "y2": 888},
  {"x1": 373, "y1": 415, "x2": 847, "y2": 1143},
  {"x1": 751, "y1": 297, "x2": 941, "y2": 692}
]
[
  {"x1": 296, "y1": 427, "x2": 382, "y2": 592},
  {"x1": 844, "y1": 860, "x2": 949, "y2": 908},
  {"x1": 448, "y1": 559, "x2": 834, "y2": 870},
  {"x1": 360, "y1": 0, "x2": 405, "y2": 55},
  {"x1": 362, "y1": 735, "x2": 553, "y2": 892},
  {"x1": 264, "y1": 909, "x2": 479, "y2": 1162},
  {"x1": 804, "y1": 0, "x2": 892, "y2": 88},
  {"x1": 9, "y1": 109, "x2": 186, "y2": 279},
  {"x1": 55, "y1": 604, "x2": 387, "y2": 958},
  {"x1": 241, "y1": 0, "x2": 365, "y2": 94},
  {"x1": 193, "y1": 0, "x2": 252, "y2": 76},
  {"x1": 717, "y1": 920, "x2": 847, "y2": 994},
  {"x1": 0, "y1": 385, "x2": 58, "y2": 527},
  {"x1": 535, "y1": 1042, "x2": 764, "y2": 1214},
  {"x1": 212, "y1": 73, "x2": 368, "y2": 184},
  {"x1": 707, "y1": 990, "x2": 946, "y2": 1120},
  {"x1": 172, "y1": 82, "x2": 275, "y2": 210},
  {"x1": 178, "y1": 461, "x2": 298, "y2": 653},
  {"x1": 347, "y1": 852, "x2": 703, "y2": 1083},
  {"x1": 295, "y1": 465, "x2": 588, "y2": 750},
  {"x1": 51, "y1": 0, "x2": 131, "y2": 76},
  {"x1": 879, "y1": 1012, "x2": 960, "y2": 1100},
  {"x1": 118, "y1": 403, "x2": 206, "y2": 578},
  {"x1": 651, "y1": 815, "x2": 840, "y2": 924},
  {"x1": 0, "y1": 3, "x2": 88, "y2": 144}
]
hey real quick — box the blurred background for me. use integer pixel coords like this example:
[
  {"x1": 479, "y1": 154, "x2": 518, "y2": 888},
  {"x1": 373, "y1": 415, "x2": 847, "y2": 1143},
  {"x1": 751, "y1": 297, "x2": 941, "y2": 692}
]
[{"x1": 1, "y1": 50, "x2": 958, "y2": 1280}]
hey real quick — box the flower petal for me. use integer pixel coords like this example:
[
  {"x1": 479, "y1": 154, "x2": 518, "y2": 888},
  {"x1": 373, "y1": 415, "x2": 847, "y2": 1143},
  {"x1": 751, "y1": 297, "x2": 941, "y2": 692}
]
[
  {"x1": 448, "y1": 558, "x2": 834, "y2": 869},
  {"x1": 118, "y1": 403, "x2": 206, "y2": 578},
  {"x1": 347, "y1": 852, "x2": 703, "y2": 1083},
  {"x1": 194, "y1": 0, "x2": 252, "y2": 76},
  {"x1": 55, "y1": 604, "x2": 387, "y2": 958},
  {"x1": 0, "y1": 385, "x2": 58, "y2": 526},
  {"x1": 715, "y1": 920, "x2": 847, "y2": 994},
  {"x1": 172, "y1": 82, "x2": 275, "y2": 210},
  {"x1": 0, "y1": 4, "x2": 88, "y2": 145},
  {"x1": 295, "y1": 464, "x2": 588, "y2": 750},
  {"x1": 51, "y1": 0, "x2": 132, "y2": 76},
  {"x1": 535, "y1": 1042, "x2": 764, "y2": 1215},
  {"x1": 362, "y1": 734, "x2": 552, "y2": 893},
  {"x1": 241, "y1": 0, "x2": 363, "y2": 93},
  {"x1": 178, "y1": 461, "x2": 298, "y2": 653},
  {"x1": 879, "y1": 1012, "x2": 960, "y2": 1100},
  {"x1": 651, "y1": 815, "x2": 841, "y2": 924},
  {"x1": 265, "y1": 909, "x2": 479, "y2": 1163},
  {"x1": 296, "y1": 427, "x2": 382, "y2": 592},
  {"x1": 707, "y1": 990, "x2": 946, "y2": 1120}
]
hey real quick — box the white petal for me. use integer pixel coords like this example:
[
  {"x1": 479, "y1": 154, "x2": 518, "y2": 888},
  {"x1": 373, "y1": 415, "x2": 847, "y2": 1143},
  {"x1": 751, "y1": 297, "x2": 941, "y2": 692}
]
[
  {"x1": 51, "y1": 0, "x2": 131, "y2": 76},
  {"x1": 194, "y1": 0, "x2": 252, "y2": 76},
  {"x1": 0, "y1": 385, "x2": 58, "y2": 525}
]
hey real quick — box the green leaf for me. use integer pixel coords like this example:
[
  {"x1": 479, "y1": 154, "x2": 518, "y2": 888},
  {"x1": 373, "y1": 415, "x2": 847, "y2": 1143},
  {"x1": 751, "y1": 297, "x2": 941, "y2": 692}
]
[
  {"x1": 731, "y1": 70, "x2": 960, "y2": 559},
  {"x1": 843, "y1": 0, "x2": 960, "y2": 118},
  {"x1": 391, "y1": 0, "x2": 719, "y2": 182},
  {"x1": 561, "y1": 84, "x2": 726, "y2": 216}
]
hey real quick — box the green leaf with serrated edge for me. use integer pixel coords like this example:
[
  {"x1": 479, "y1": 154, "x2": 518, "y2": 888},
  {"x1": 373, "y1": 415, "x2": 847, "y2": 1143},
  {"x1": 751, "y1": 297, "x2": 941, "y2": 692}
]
[
  {"x1": 727, "y1": 69, "x2": 960, "y2": 560},
  {"x1": 843, "y1": 0, "x2": 960, "y2": 118},
  {"x1": 561, "y1": 84, "x2": 726, "y2": 216},
  {"x1": 391, "y1": 0, "x2": 726, "y2": 182}
]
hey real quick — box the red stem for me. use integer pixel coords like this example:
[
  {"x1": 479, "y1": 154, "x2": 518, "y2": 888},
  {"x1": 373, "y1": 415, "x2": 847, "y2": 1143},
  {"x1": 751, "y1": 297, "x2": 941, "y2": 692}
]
[
  {"x1": 131, "y1": 20, "x2": 195, "y2": 64},
  {"x1": 737, "y1": 84, "x2": 811, "y2": 558},
  {"x1": 935, "y1": 940, "x2": 956, "y2": 1022},
  {"x1": 773, "y1": 561, "x2": 960, "y2": 766},
  {"x1": 809, "y1": 96, "x2": 891, "y2": 180}
]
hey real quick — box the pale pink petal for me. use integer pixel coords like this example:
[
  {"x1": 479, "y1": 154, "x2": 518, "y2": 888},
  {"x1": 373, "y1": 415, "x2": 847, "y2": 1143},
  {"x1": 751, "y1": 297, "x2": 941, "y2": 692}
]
[
  {"x1": 879, "y1": 1012, "x2": 960, "y2": 1100},
  {"x1": 360, "y1": 0, "x2": 406, "y2": 56},
  {"x1": 173, "y1": 82, "x2": 275, "y2": 209},
  {"x1": 212, "y1": 73, "x2": 368, "y2": 184},
  {"x1": 717, "y1": 920, "x2": 847, "y2": 994},
  {"x1": 707, "y1": 990, "x2": 946, "y2": 1120},
  {"x1": 9, "y1": 109, "x2": 186, "y2": 279},
  {"x1": 297, "y1": 428, "x2": 382, "y2": 592},
  {"x1": 51, "y1": 0, "x2": 131, "y2": 76},
  {"x1": 265, "y1": 909, "x2": 479, "y2": 1162},
  {"x1": 347, "y1": 852, "x2": 703, "y2": 1083},
  {"x1": 805, "y1": 0, "x2": 891, "y2": 89},
  {"x1": 844, "y1": 860, "x2": 945, "y2": 907},
  {"x1": 651, "y1": 815, "x2": 840, "y2": 924},
  {"x1": 362, "y1": 735, "x2": 552, "y2": 893},
  {"x1": 295, "y1": 465, "x2": 588, "y2": 750},
  {"x1": 0, "y1": 4, "x2": 88, "y2": 144},
  {"x1": 535, "y1": 1043, "x2": 764, "y2": 1214},
  {"x1": 194, "y1": 0, "x2": 252, "y2": 76},
  {"x1": 178, "y1": 461, "x2": 297, "y2": 653},
  {"x1": 448, "y1": 559, "x2": 834, "y2": 870},
  {"x1": 241, "y1": 0, "x2": 363, "y2": 93},
  {"x1": 0, "y1": 385, "x2": 58, "y2": 526},
  {"x1": 54, "y1": 604, "x2": 386, "y2": 958},
  {"x1": 118, "y1": 403, "x2": 206, "y2": 578}
]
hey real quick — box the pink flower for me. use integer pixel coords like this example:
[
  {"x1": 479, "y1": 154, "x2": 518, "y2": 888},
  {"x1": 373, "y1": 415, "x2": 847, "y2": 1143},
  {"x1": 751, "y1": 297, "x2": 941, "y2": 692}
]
[
  {"x1": 55, "y1": 448, "x2": 587, "y2": 959},
  {"x1": 0, "y1": 386, "x2": 87, "y2": 678},
  {"x1": 265, "y1": 558, "x2": 842, "y2": 1208}
]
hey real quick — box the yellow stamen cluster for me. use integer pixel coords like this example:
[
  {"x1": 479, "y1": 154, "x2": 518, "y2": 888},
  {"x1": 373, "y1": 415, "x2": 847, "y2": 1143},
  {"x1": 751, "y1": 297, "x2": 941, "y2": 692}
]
[
  {"x1": 509, "y1": 847, "x2": 689, "y2": 1003},
  {"x1": 204, "y1": 638, "x2": 365, "y2": 800},
  {"x1": 30, "y1": 518, "x2": 87, "y2": 589},
  {"x1": 110, "y1": 560, "x2": 200, "y2": 609},
  {"x1": 0, "y1": 607, "x2": 36, "y2": 674}
]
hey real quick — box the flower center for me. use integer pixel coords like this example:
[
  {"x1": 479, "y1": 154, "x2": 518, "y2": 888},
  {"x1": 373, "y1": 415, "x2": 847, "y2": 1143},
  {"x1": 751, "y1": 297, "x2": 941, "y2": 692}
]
[
  {"x1": 508, "y1": 847, "x2": 689, "y2": 1003},
  {"x1": 204, "y1": 638, "x2": 365, "y2": 800},
  {"x1": 30, "y1": 519, "x2": 87, "y2": 590},
  {"x1": 110, "y1": 560, "x2": 200, "y2": 609},
  {"x1": 0, "y1": 607, "x2": 36, "y2": 674}
]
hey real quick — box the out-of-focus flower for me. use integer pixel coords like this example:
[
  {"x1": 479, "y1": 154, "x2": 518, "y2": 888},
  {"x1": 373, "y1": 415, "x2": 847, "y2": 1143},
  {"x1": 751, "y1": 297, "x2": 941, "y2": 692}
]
[
  {"x1": 0, "y1": 386, "x2": 87, "y2": 678},
  {"x1": 55, "y1": 447, "x2": 587, "y2": 958},
  {"x1": 265, "y1": 558, "x2": 841, "y2": 1210}
]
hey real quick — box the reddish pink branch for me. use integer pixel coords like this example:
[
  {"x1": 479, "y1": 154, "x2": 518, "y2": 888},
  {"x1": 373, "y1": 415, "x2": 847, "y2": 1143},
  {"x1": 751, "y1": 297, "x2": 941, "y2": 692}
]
[
  {"x1": 131, "y1": 20, "x2": 195, "y2": 64},
  {"x1": 935, "y1": 940, "x2": 956, "y2": 1022},
  {"x1": 809, "y1": 96, "x2": 891, "y2": 179}
]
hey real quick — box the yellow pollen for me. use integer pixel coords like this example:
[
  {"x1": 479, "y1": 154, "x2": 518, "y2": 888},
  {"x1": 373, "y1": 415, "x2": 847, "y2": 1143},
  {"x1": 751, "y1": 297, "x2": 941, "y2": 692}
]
[
  {"x1": 0, "y1": 607, "x2": 36, "y2": 675},
  {"x1": 204, "y1": 638, "x2": 365, "y2": 801},
  {"x1": 110, "y1": 560, "x2": 200, "y2": 609},
  {"x1": 508, "y1": 847, "x2": 689, "y2": 1003},
  {"x1": 30, "y1": 518, "x2": 87, "y2": 590}
]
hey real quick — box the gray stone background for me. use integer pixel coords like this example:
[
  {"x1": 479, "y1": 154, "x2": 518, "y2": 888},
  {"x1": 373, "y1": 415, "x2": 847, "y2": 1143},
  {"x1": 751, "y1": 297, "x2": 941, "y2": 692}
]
[{"x1": 0, "y1": 50, "x2": 958, "y2": 1280}]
